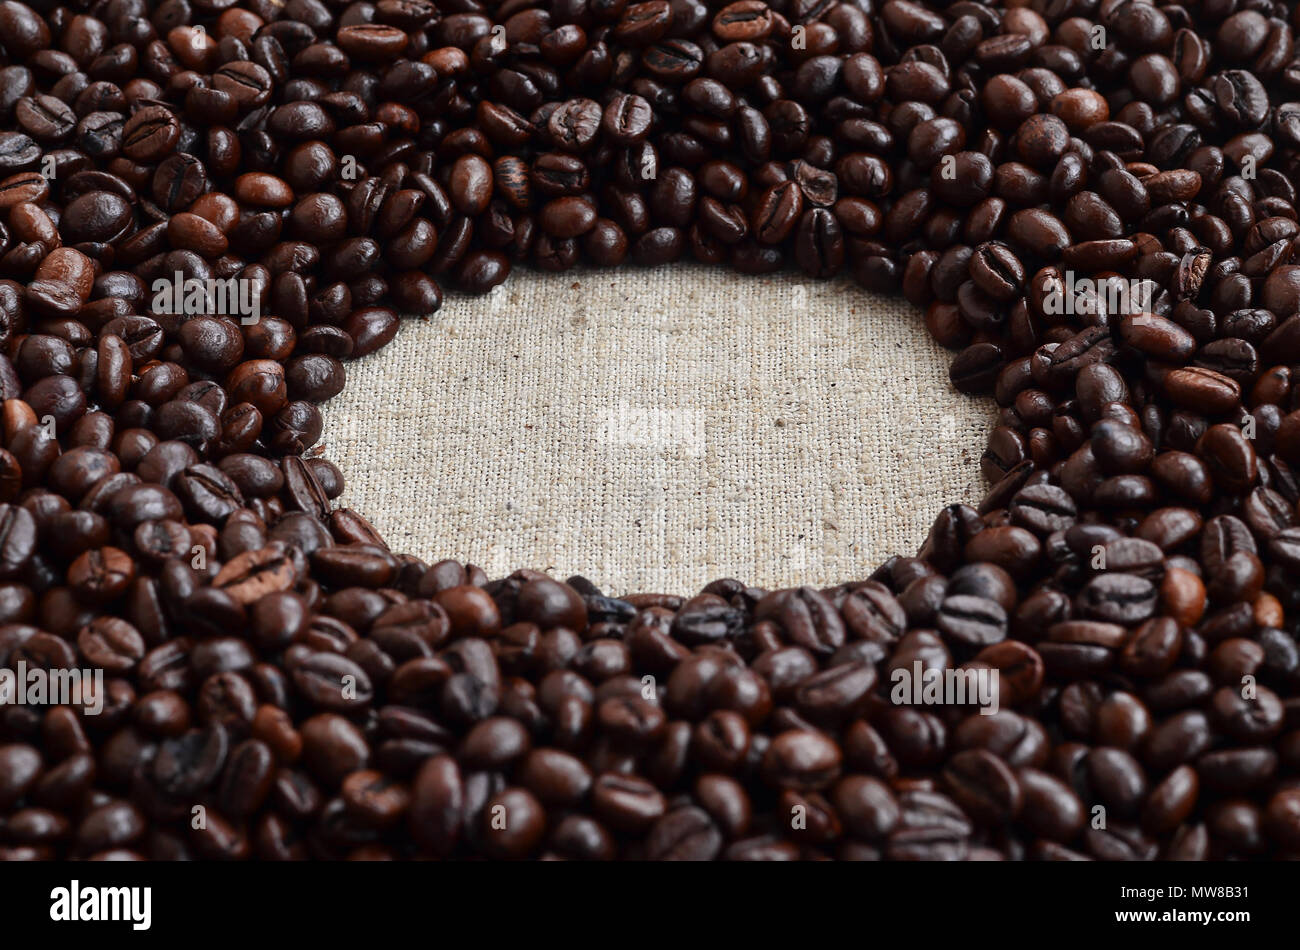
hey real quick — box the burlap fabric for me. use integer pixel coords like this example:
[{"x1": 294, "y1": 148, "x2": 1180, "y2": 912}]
[{"x1": 320, "y1": 265, "x2": 991, "y2": 595}]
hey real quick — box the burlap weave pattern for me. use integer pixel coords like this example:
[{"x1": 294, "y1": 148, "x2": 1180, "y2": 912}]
[{"x1": 321, "y1": 265, "x2": 992, "y2": 595}]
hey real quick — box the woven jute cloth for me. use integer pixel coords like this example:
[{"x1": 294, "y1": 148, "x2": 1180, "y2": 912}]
[{"x1": 320, "y1": 265, "x2": 991, "y2": 596}]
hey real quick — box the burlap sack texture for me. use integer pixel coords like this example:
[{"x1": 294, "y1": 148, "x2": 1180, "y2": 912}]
[{"x1": 320, "y1": 265, "x2": 992, "y2": 595}]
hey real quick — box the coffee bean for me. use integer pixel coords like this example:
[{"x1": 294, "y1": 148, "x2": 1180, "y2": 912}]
[
  {"x1": 121, "y1": 105, "x2": 180, "y2": 162},
  {"x1": 153, "y1": 724, "x2": 229, "y2": 797},
  {"x1": 645, "y1": 806, "x2": 722, "y2": 860},
  {"x1": 941, "y1": 749, "x2": 1021, "y2": 823},
  {"x1": 76, "y1": 617, "x2": 145, "y2": 672},
  {"x1": 0, "y1": 0, "x2": 1289, "y2": 865},
  {"x1": 591, "y1": 773, "x2": 666, "y2": 833},
  {"x1": 762, "y1": 729, "x2": 841, "y2": 791},
  {"x1": 936, "y1": 595, "x2": 1007, "y2": 649}
]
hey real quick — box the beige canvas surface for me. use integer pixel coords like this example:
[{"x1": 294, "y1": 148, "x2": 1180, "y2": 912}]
[{"x1": 320, "y1": 265, "x2": 992, "y2": 596}]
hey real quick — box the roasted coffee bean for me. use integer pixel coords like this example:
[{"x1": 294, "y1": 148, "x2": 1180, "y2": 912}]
[
  {"x1": 938, "y1": 749, "x2": 1018, "y2": 823},
  {"x1": 0, "y1": 0, "x2": 1288, "y2": 866}
]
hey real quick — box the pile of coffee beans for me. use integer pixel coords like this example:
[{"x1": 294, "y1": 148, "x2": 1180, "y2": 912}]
[{"x1": 1, "y1": 0, "x2": 1300, "y2": 860}]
